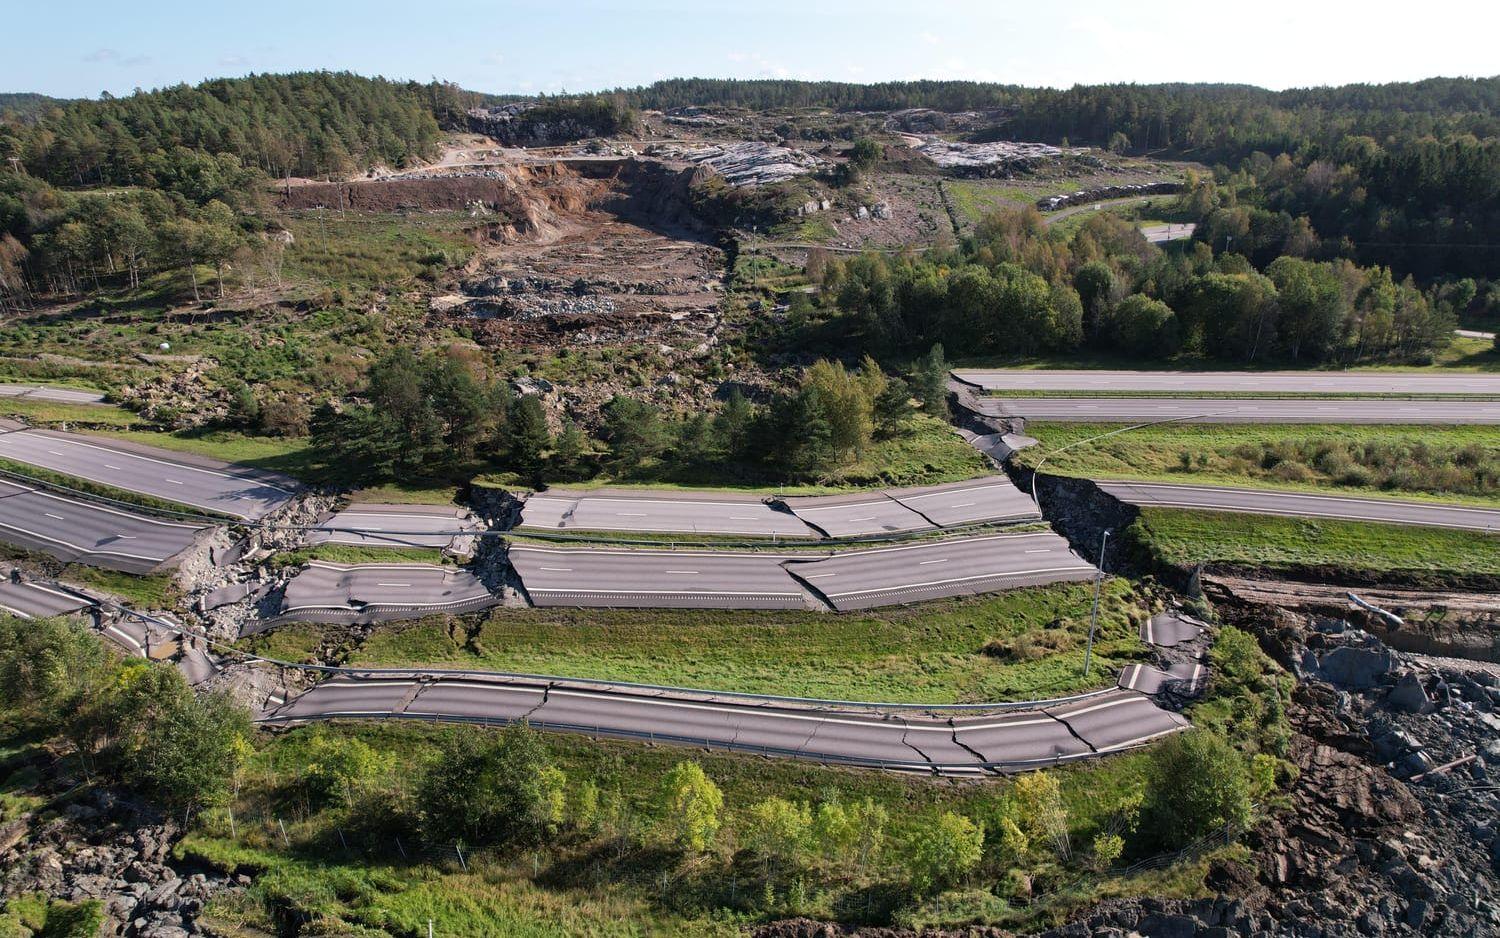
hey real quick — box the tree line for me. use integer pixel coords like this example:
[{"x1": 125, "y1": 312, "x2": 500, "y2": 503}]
[
  {"x1": 814, "y1": 205, "x2": 1458, "y2": 365},
  {"x1": 307, "y1": 346, "x2": 954, "y2": 487}
]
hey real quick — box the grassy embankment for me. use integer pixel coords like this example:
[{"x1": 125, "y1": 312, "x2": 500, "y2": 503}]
[
  {"x1": 245, "y1": 580, "x2": 1146, "y2": 704},
  {"x1": 1017, "y1": 422, "x2": 1500, "y2": 508},
  {"x1": 1124, "y1": 507, "x2": 1500, "y2": 585}
]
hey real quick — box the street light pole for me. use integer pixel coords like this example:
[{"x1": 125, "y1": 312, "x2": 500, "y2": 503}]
[{"x1": 1082, "y1": 528, "x2": 1111, "y2": 678}]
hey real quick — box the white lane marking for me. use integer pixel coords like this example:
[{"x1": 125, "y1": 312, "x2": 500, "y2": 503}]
[
  {"x1": 103, "y1": 624, "x2": 145, "y2": 654},
  {"x1": 848, "y1": 516, "x2": 877, "y2": 522},
  {"x1": 114, "y1": 534, "x2": 136, "y2": 539},
  {"x1": 530, "y1": 588, "x2": 801, "y2": 598},
  {"x1": 1054, "y1": 694, "x2": 1149, "y2": 718},
  {"x1": 803, "y1": 573, "x2": 836, "y2": 579},
  {"x1": 0, "y1": 602, "x2": 32, "y2": 619},
  {"x1": 47, "y1": 450, "x2": 66, "y2": 456},
  {"x1": 948, "y1": 502, "x2": 976, "y2": 508},
  {"x1": 417, "y1": 681, "x2": 1062, "y2": 734},
  {"x1": 824, "y1": 564, "x2": 1095, "y2": 599},
  {"x1": 375, "y1": 582, "x2": 412, "y2": 587},
  {"x1": 1024, "y1": 548, "x2": 1051, "y2": 553},
  {"x1": 165, "y1": 479, "x2": 183, "y2": 485},
  {"x1": 917, "y1": 559, "x2": 948, "y2": 565},
  {"x1": 664, "y1": 570, "x2": 699, "y2": 575},
  {"x1": 11, "y1": 430, "x2": 298, "y2": 493},
  {"x1": 104, "y1": 464, "x2": 123, "y2": 470},
  {"x1": 44, "y1": 512, "x2": 66, "y2": 520},
  {"x1": 539, "y1": 566, "x2": 573, "y2": 572},
  {"x1": 616, "y1": 512, "x2": 648, "y2": 517}
]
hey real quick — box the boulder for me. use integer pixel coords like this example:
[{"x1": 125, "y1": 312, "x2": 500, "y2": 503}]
[
  {"x1": 1388, "y1": 672, "x2": 1433, "y2": 713},
  {"x1": 1318, "y1": 646, "x2": 1396, "y2": 689}
]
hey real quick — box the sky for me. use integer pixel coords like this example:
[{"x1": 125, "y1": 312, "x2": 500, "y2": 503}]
[{"x1": 5, "y1": 0, "x2": 1498, "y2": 100}]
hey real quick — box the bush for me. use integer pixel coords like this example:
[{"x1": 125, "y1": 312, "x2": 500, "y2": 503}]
[
  {"x1": 1141, "y1": 730, "x2": 1252, "y2": 849},
  {"x1": 902, "y1": 812, "x2": 985, "y2": 894}
]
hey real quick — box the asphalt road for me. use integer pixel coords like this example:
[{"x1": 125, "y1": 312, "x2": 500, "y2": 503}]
[
  {"x1": 275, "y1": 561, "x2": 498, "y2": 624},
  {"x1": 786, "y1": 532, "x2": 1096, "y2": 611},
  {"x1": 0, "y1": 478, "x2": 209, "y2": 573},
  {"x1": 1140, "y1": 223, "x2": 1196, "y2": 244},
  {"x1": 0, "y1": 423, "x2": 300, "y2": 520},
  {"x1": 0, "y1": 576, "x2": 92, "y2": 619},
  {"x1": 952, "y1": 369, "x2": 1500, "y2": 395},
  {"x1": 508, "y1": 544, "x2": 807, "y2": 609},
  {"x1": 969, "y1": 397, "x2": 1500, "y2": 424},
  {"x1": 0, "y1": 384, "x2": 107, "y2": 405},
  {"x1": 520, "y1": 489, "x2": 817, "y2": 538},
  {"x1": 309, "y1": 503, "x2": 486, "y2": 550},
  {"x1": 262, "y1": 677, "x2": 1186, "y2": 774},
  {"x1": 886, "y1": 478, "x2": 1043, "y2": 527},
  {"x1": 1098, "y1": 481, "x2": 1500, "y2": 532},
  {"x1": 780, "y1": 492, "x2": 936, "y2": 538}
]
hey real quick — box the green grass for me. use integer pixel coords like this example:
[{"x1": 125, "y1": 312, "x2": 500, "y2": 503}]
[
  {"x1": 271, "y1": 545, "x2": 453, "y2": 568},
  {"x1": 237, "y1": 622, "x2": 329, "y2": 664},
  {"x1": 0, "y1": 398, "x2": 143, "y2": 427},
  {"x1": 82, "y1": 426, "x2": 325, "y2": 482},
  {"x1": 58, "y1": 565, "x2": 178, "y2": 608},
  {"x1": 282, "y1": 211, "x2": 478, "y2": 289},
  {"x1": 345, "y1": 580, "x2": 1146, "y2": 703},
  {"x1": 181, "y1": 718, "x2": 1170, "y2": 937},
  {"x1": 1019, "y1": 422, "x2": 1500, "y2": 508},
  {"x1": 1125, "y1": 507, "x2": 1500, "y2": 583},
  {"x1": 350, "y1": 483, "x2": 465, "y2": 506}
]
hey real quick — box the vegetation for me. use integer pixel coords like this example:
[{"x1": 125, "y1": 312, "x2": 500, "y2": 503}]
[
  {"x1": 339, "y1": 579, "x2": 1146, "y2": 703},
  {"x1": 1020, "y1": 422, "x2": 1500, "y2": 506},
  {"x1": 809, "y1": 206, "x2": 1457, "y2": 367},
  {"x1": 1124, "y1": 507, "x2": 1500, "y2": 583},
  {"x1": 0, "y1": 616, "x2": 251, "y2": 815}
]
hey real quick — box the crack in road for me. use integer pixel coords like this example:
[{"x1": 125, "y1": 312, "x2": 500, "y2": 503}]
[
  {"x1": 1049, "y1": 710, "x2": 1099, "y2": 754},
  {"x1": 897, "y1": 717, "x2": 940, "y2": 772},
  {"x1": 948, "y1": 717, "x2": 992, "y2": 767}
]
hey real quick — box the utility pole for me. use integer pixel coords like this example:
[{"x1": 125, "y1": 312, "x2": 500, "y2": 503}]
[{"x1": 1082, "y1": 528, "x2": 1111, "y2": 678}]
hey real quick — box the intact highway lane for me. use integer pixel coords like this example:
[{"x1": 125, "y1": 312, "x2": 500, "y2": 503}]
[
  {"x1": 0, "y1": 478, "x2": 210, "y2": 573},
  {"x1": 508, "y1": 544, "x2": 807, "y2": 609},
  {"x1": 952, "y1": 369, "x2": 1500, "y2": 395},
  {"x1": 262, "y1": 675, "x2": 1186, "y2": 775},
  {"x1": 520, "y1": 489, "x2": 817, "y2": 538},
  {"x1": 0, "y1": 421, "x2": 300, "y2": 520},
  {"x1": 0, "y1": 384, "x2": 107, "y2": 405},
  {"x1": 967, "y1": 397, "x2": 1500, "y2": 424},
  {"x1": 1098, "y1": 481, "x2": 1500, "y2": 532},
  {"x1": 787, "y1": 532, "x2": 1096, "y2": 611}
]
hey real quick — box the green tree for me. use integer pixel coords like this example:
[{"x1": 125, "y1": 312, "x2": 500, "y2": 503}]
[
  {"x1": 911, "y1": 344, "x2": 950, "y2": 417},
  {"x1": 903, "y1": 812, "x2": 985, "y2": 894},
  {"x1": 549, "y1": 419, "x2": 590, "y2": 481},
  {"x1": 122, "y1": 683, "x2": 252, "y2": 816},
  {"x1": 653, "y1": 761, "x2": 723, "y2": 853},
  {"x1": 602, "y1": 395, "x2": 670, "y2": 471},
  {"x1": 301, "y1": 728, "x2": 391, "y2": 809},
  {"x1": 1108, "y1": 295, "x2": 1181, "y2": 356},
  {"x1": 743, "y1": 797, "x2": 813, "y2": 874},
  {"x1": 508, "y1": 394, "x2": 551, "y2": 481},
  {"x1": 417, "y1": 723, "x2": 563, "y2": 846},
  {"x1": 1142, "y1": 730, "x2": 1252, "y2": 849}
]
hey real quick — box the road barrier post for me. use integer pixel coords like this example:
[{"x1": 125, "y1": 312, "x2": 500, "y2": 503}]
[{"x1": 1082, "y1": 529, "x2": 1111, "y2": 678}]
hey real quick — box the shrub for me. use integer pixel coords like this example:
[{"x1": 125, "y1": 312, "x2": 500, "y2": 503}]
[{"x1": 1141, "y1": 730, "x2": 1252, "y2": 849}]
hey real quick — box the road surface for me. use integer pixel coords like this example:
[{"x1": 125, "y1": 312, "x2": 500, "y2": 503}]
[
  {"x1": 952, "y1": 369, "x2": 1500, "y2": 395},
  {"x1": 0, "y1": 478, "x2": 210, "y2": 573},
  {"x1": 781, "y1": 492, "x2": 937, "y2": 537},
  {"x1": 0, "y1": 421, "x2": 300, "y2": 520},
  {"x1": 274, "y1": 561, "x2": 498, "y2": 624},
  {"x1": 885, "y1": 478, "x2": 1041, "y2": 528},
  {"x1": 1098, "y1": 481, "x2": 1500, "y2": 532},
  {"x1": 261, "y1": 676, "x2": 1186, "y2": 775},
  {"x1": 520, "y1": 489, "x2": 817, "y2": 538},
  {"x1": 787, "y1": 532, "x2": 1095, "y2": 611},
  {"x1": 968, "y1": 397, "x2": 1500, "y2": 424},
  {"x1": 0, "y1": 576, "x2": 93, "y2": 619},
  {"x1": 508, "y1": 544, "x2": 807, "y2": 609},
  {"x1": 0, "y1": 384, "x2": 107, "y2": 405},
  {"x1": 1140, "y1": 223, "x2": 1196, "y2": 244},
  {"x1": 309, "y1": 503, "x2": 486, "y2": 550}
]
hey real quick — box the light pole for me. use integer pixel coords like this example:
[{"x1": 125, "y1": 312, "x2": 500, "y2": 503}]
[{"x1": 1082, "y1": 528, "x2": 1111, "y2": 678}]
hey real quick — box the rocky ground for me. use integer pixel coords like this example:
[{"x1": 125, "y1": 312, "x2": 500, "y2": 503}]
[
  {"x1": 1, "y1": 774, "x2": 237, "y2": 937},
  {"x1": 755, "y1": 594, "x2": 1500, "y2": 938}
]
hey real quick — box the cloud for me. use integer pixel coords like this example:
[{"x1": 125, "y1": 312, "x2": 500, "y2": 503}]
[
  {"x1": 919, "y1": 31, "x2": 941, "y2": 45},
  {"x1": 82, "y1": 48, "x2": 151, "y2": 67}
]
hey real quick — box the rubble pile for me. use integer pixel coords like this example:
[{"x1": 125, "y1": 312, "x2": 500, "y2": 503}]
[
  {"x1": 1038, "y1": 180, "x2": 1183, "y2": 211},
  {"x1": 647, "y1": 141, "x2": 828, "y2": 187},
  {"x1": 912, "y1": 137, "x2": 1085, "y2": 176},
  {"x1": 1, "y1": 781, "x2": 237, "y2": 938}
]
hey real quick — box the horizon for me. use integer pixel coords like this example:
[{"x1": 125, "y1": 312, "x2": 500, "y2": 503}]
[{"x1": 6, "y1": 0, "x2": 1500, "y2": 101}]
